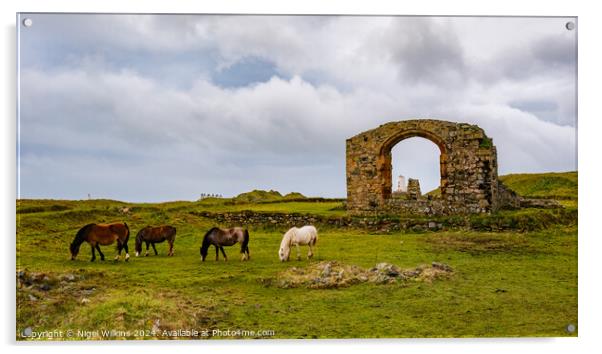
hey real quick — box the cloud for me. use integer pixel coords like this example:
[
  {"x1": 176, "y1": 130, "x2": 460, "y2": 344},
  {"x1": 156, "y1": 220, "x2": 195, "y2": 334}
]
[
  {"x1": 379, "y1": 18, "x2": 467, "y2": 86},
  {"x1": 17, "y1": 15, "x2": 577, "y2": 201}
]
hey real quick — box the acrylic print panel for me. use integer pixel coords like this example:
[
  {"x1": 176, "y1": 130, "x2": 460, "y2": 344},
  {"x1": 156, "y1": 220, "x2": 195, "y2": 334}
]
[{"x1": 16, "y1": 13, "x2": 577, "y2": 340}]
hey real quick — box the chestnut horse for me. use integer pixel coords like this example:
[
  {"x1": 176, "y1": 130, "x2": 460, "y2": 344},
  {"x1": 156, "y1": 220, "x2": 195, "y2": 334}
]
[
  {"x1": 135, "y1": 225, "x2": 176, "y2": 257},
  {"x1": 200, "y1": 227, "x2": 250, "y2": 261},
  {"x1": 70, "y1": 222, "x2": 130, "y2": 262}
]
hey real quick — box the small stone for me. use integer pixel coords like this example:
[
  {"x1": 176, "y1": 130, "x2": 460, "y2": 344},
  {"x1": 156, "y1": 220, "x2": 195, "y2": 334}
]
[
  {"x1": 432, "y1": 262, "x2": 453, "y2": 272},
  {"x1": 28, "y1": 294, "x2": 38, "y2": 301},
  {"x1": 39, "y1": 284, "x2": 51, "y2": 291},
  {"x1": 81, "y1": 298, "x2": 90, "y2": 304},
  {"x1": 321, "y1": 263, "x2": 332, "y2": 277}
]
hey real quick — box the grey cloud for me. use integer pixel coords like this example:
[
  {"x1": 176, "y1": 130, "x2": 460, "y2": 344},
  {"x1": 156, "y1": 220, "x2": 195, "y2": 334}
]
[
  {"x1": 382, "y1": 18, "x2": 467, "y2": 86},
  {"x1": 532, "y1": 35, "x2": 576, "y2": 67},
  {"x1": 18, "y1": 15, "x2": 577, "y2": 201},
  {"x1": 509, "y1": 100, "x2": 560, "y2": 124}
]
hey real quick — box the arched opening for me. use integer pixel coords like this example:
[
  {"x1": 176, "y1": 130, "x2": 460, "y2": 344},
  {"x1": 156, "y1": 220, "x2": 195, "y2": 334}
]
[
  {"x1": 377, "y1": 131, "x2": 448, "y2": 201},
  {"x1": 390, "y1": 137, "x2": 442, "y2": 199}
]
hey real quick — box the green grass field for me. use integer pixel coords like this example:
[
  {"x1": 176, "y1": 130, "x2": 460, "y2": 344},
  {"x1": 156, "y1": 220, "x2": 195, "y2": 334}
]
[
  {"x1": 16, "y1": 173, "x2": 578, "y2": 340},
  {"x1": 499, "y1": 171, "x2": 578, "y2": 200}
]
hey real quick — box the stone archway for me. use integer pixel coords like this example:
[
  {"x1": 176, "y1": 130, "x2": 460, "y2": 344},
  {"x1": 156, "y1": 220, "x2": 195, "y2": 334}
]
[{"x1": 346, "y1": 119, "x2": 500, "y2": 215}]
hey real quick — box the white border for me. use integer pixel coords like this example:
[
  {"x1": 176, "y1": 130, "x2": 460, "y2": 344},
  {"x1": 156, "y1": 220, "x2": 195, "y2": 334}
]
[{"x1": 3, "y1": 1, "x2": 600, "y2": 353}]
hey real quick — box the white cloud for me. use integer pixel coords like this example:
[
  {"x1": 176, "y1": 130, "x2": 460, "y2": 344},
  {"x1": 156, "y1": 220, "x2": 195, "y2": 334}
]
[{"x1": 18, "y1": 15, "x2": 577, "y2": 201}]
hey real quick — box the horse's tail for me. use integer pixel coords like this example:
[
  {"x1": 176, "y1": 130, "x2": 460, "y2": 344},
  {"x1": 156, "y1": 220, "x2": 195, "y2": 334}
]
[
  {"x1": 311, "y1": 226, "x2": 318, "y2": 246},
  {"x1": 241, "y1": 229, "x2": 250, "y2": 256},
  {"x1": 115, "y1": 222, "x2": 130, "y2": 251}
]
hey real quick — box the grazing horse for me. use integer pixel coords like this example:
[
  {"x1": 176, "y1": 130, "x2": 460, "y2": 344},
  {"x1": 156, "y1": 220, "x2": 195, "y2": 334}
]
[
  {"x1": 200, "y1": 227, "x2": 250, "y2": 262},
  {"x1": 278, "y1": 225, "x2": 318, "y2": 261},
  {"x1": 135, "y1": 225, "x2": 176, "y2": 257},
  {"x1": 70, "y1": 222, "x2": 130, "y2": 262}
]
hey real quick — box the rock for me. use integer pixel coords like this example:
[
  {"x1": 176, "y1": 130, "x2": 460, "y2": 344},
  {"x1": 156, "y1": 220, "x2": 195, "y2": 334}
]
[
  {"x1": 432, "y1": 262, "x2": 453, "y2": 272},
  {"x1": 81, "y1": 298, "x2": 90, "y2": 304},
  {"x1": 519, "y1": 198, "x2": 561, "y2": 209},
  {"x1": 411, "y1": 225, "x2": 425, "y2": 232},
  {"x1": 321, "y1": 263, "x2": 332, "y2": 277},
  {"x1": 82, "y1": 287, "x2": 96, "y2": 295},
  {"x1": 28, "y1": 294, "x2": 38, "y2": 301},
  {"x1": 60, "y1": 273, "x2": 76, "y2": 282},
  {"x1": 39, "y1": 283, "x2": 51, "y2": 291},
  {"x1": 375, "y1": 263, "x2": 401, "y2": 277}
]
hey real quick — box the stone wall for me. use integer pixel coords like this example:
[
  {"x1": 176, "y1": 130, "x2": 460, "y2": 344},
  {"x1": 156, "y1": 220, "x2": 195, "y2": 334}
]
[
  {"x1": 189, "y1": 208, "x2": 575, "y2": 233},
  {"x1": 346, "y1": 119, "x2": 516, "y2": 216}
]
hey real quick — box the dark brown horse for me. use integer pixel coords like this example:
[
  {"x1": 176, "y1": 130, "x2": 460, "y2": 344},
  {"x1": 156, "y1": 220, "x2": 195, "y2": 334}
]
[
  {"x1": 135, "y1": 225, "x2": 176, "y2": 257},
  {"x1": 200, "y1": 227, "x2": 250, "y2": 261},
  {"x1": 70, "y1": 222, "x2": 130, "y2": 262}
]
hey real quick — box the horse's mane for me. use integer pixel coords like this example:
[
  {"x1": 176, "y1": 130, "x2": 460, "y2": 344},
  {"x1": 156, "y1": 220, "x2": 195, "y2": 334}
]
[
  {"x1": 134, "y1": 226, "x2": 147, "y2": 253},
  {"x1": 280, "y1": 227, "x2": 296, "y2": 249},
  {"x1": 71, "y1": 223, "x2": 96, "y2": 252}
]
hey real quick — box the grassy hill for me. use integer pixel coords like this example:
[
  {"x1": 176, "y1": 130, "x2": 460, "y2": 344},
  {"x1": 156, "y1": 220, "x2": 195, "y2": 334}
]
[
  {"x1": 499, "y1": 171, "x2": 577, "y2": 200},
  {"x1": 426, "y1": 171, "x2": 577, "y2": 200}
]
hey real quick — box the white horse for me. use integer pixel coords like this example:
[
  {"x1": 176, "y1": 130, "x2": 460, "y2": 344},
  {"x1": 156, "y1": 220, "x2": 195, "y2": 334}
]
[{"x1": 278, "y1": 225, "x2": 318, "y2": 261}]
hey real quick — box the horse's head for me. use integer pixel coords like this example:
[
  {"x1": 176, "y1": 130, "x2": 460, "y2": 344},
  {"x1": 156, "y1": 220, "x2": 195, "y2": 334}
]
[
  {"x1": 69, "y1": 242, "x2": 79, "y2": 260},
  {"x1": 278, "y1": 246, "x2": 290, "y2": 262},
  {"x1": 200, "y1": 245, "x2": 208, "y2": 261}
]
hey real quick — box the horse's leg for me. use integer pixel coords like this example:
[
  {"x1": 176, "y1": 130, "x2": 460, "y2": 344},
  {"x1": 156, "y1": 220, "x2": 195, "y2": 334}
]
[
  {"x1": 220, "y1": 246, "x2": 228, "y2": 261},
  {"x1": 152, "y1": 243, "x2": 158, "y2": 256},
  {"x1": 114, "y1": 240, "x2": 122, "y2": 261},
  {"x1": 168, "y1": 240, "x2": 174, "y2": 256},
  {"x1": 95, "y1": 244, "x2": 105, "y2": 261},
  {"x1": 145, "y1": 241, "x2": 150, "y2": 257},
  {"x1": 90, "y1": 244, "x2": 96, "y2": 262},
  {"x1": 307, "y1": 244, "x2": 314, "y2": 259},
  {"x1": 296, "y1": 243, "x2": 301, "y2": 261},
  {"x1": 123, "y1": 238, "x2": 130, "y2": 262},
  {"x1": 215, "y1": 245, "x2": 219, "y2": 261},
  {"x1": 240, "y1": 243, "x2": 247, "y2": 261}
]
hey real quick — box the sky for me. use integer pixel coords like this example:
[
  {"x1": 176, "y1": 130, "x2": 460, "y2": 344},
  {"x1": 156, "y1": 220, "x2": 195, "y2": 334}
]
[{"x1": 17, "y1": 14, "x2": 577, "y2": 201}]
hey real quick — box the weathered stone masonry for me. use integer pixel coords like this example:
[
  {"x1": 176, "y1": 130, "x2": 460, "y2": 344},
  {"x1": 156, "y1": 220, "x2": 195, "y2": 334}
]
[{"x1": 346, "y1": 119, "x2": 516, "y2": 215}]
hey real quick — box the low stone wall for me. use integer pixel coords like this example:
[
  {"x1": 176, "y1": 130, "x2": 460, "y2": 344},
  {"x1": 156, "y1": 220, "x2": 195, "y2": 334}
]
[
  {"x1": 189, "y1": 208, "x2": 575, "y2": 233},
  {"x1": 190, "y1": 210, "x2": 441, "y2": 232},
  {"x1": 383, "y1": 198, "x2": 448, "y2": 216}
]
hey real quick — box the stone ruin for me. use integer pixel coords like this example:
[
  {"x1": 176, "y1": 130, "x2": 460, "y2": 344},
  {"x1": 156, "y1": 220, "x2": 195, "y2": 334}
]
[
  {"x1": 406, "y1": 178, "x2": 422, "y2": 200},
  {"x1": 346, "y1": 119, "x2": 522, "y2": 216}
]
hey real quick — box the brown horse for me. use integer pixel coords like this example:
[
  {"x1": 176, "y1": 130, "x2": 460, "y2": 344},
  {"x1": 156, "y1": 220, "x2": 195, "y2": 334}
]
[
  {"x1": 135, "y1": 225, "x2": 176, "y2": 257},
  {"x1": 70, "y1": 222, "x2": 130, "y2": 262},
  {"x1": 200, "y1": 227, "x2": 250, "y2": 261}
]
